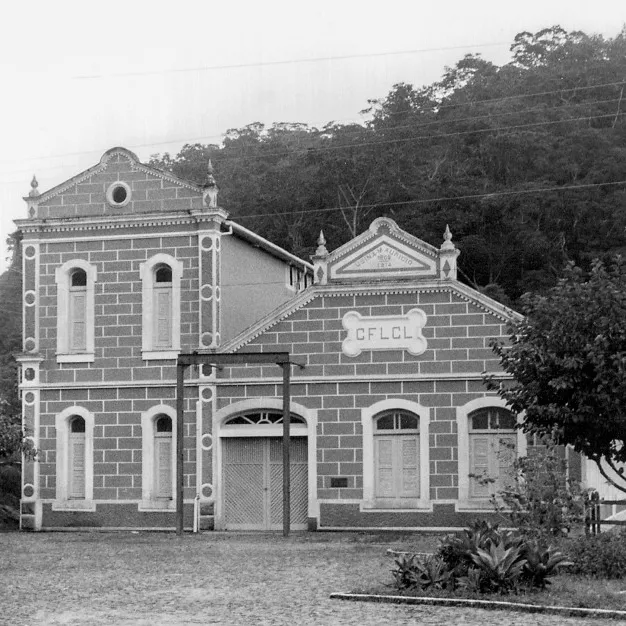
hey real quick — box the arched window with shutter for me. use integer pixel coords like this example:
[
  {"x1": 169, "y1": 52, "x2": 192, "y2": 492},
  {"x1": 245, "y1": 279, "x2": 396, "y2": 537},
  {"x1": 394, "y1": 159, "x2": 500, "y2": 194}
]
[
  {"x1": 68, "y1": 416, "x2": 86, "y2": 499},
  {"x1": 373, "y1": 410, "x2": 420, "y2": 505},
  {"x1": 468, "y1": 407, "x2": 517, "y2": 498},
  {"x1": 154, "y1": 415, "x2": 173, "y2": 499},
  {"x1": 55, "y1": 260, "x2": 97, "y2": 363},
  {"x1": 153, "y1": 265, "x2": 173, "y2": 349},
  {"x1": 54, "y1": 406, "x2": 95, "y2": 511},
  {"x1": 361, "y1": 400, "x2": 430, "y2": 511},
  {"x1": 457, "y1": 398, "x2": 526, "y2": 509},
  {"x1": 140, "y1": 254, "x2": 183, "y2": 360},
  {"x1": 141, "y1": 405, "x2": 177, "y2": 510}
]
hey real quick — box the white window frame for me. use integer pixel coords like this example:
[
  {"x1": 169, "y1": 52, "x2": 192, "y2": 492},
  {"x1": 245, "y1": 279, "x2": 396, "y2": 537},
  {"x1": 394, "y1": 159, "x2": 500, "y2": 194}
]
[
  {"x1": 140, "y1": 254, "x2": 183, "y2": 360},
  {"x1": 53, "y1": 406, "x2": 95, "y2": 511},
  {"x1": 361, "y1": 399, "x2": 430, "y2": 511},
  {"x1": 140, "y1": 404, "x2": 177, "y2": 511},
  {"x1": 55, "y1": 259, "x2": 97, "y2": 363},
  {"x1": 456, "y1": 397, "x2": 527, "y2": 511}
]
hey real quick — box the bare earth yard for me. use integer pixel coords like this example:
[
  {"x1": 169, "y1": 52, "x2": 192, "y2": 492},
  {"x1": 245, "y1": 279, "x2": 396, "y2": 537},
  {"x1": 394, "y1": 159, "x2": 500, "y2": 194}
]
[{"x1": 1, "y1": 532, "x2": 624, "y2": 626}]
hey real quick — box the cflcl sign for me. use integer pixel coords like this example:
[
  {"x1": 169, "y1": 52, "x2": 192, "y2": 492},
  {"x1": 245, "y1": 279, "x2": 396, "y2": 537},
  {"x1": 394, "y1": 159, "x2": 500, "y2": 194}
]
[{"x1": 341, "y1": 308, "x2": 428, "y2": 357}]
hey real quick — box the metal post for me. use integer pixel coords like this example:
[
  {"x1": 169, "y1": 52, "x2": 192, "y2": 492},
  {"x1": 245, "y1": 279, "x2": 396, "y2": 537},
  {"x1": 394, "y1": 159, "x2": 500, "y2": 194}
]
[
  {"x1": 176, "y1": 362, "x2": 185, "y2": 536},
  {"x1": 282, "y1": 363, "x2": 291, "y2": 537}
]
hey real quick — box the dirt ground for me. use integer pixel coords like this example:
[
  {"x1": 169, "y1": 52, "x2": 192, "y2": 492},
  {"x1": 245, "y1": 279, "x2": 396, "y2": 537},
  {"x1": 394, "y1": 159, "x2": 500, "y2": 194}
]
[{"x1": 1, "y1": 531, "x2": 623, "y2": 626}]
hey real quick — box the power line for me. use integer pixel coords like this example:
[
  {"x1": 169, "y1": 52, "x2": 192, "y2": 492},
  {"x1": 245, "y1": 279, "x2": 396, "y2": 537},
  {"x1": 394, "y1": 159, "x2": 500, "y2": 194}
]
[
  {"x1": 1, "y1": 108, "x2": 623, "y2": 185},
  {"x1": 0, "y1": 79, "x2": 623, "y2": 174},
  {"x1": 233, "y1": 180, "x2": 626, "y2": 221},
  {"x1": 73, "y1": 41, "x2": 511, "y2": 80},
  {"x1": 199, "y1": 112, "x2": 626, "y2": 161}
]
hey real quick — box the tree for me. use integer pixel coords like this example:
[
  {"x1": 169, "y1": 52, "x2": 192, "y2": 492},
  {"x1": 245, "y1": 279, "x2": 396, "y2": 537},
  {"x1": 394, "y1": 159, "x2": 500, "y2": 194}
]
[
  {"x1": 0, "y1": 233, "x2": 24, "y2": 462},
  {"x1": 487, "y1": 257, "x2": 626, "y2": 492}
]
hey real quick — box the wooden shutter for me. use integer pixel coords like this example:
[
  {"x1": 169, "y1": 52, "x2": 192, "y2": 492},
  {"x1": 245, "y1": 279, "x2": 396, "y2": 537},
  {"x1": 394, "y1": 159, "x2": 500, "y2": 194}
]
[
  {"x1": 470, "y1": 436, "x2": 490, "y2": 498},
  {"x1": 156, "y1": 438, "x2": 172, "y2": 498},
  {"x1": 154, "y1": 289, "x2": 172, "y2": 348},
  {"x1": 374, "y1": 437, "x2": 394, "y2": 497},
  {"x1": 69, "y1": 292, "x2": 87, "y2": 351},
  {"x1": 400, "y1": 436, "x2": 419, "y2": 497},
  {"x1": 69, "y1": 435, "x2": 86, "y2": 498}
]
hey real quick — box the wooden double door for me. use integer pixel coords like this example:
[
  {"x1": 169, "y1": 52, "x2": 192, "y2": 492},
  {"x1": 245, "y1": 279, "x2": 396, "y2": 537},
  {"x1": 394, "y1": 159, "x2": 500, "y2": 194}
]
[{"x1": 222, "y1": 437, "x2": 308, "y2": 530}]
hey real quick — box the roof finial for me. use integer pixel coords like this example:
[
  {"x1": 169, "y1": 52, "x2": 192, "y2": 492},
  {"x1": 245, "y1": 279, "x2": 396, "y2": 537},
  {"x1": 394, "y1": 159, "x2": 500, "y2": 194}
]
[
  {"x1": 315, "y1": 230, "x2": 328, "y2": 257},
  {"x1": 441, "y1": 224, "x2": 454, "y2": 250},
  {"x1": 29, "y1": 175, "x2": 40, "y2": 198},
  {"x1": 203, "y1": 159, "x2": 219, "y2": 208}
]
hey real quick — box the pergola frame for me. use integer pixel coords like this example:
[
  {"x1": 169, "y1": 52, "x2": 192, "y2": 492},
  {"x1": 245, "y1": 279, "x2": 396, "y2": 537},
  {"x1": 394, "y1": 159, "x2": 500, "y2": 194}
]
[{"x1": 175, "y1": 352, "x2": 305, "y2": 536}]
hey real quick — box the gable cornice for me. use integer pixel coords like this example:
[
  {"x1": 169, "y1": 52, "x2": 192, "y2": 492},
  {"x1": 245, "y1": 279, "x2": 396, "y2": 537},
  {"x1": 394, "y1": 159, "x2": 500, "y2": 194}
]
[
  {"x1": 27, "y1": 147, "x2": 202, "y2": 206},
  {"x1": 221, "y1": 280, "x2": 521, "y2": 353}
]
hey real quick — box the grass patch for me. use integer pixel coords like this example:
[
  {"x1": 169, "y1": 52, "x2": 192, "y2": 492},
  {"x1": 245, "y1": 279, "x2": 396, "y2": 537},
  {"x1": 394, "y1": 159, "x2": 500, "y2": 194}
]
[{"x1": 360, "y1": 573, "x2": 626, "y2": 611}]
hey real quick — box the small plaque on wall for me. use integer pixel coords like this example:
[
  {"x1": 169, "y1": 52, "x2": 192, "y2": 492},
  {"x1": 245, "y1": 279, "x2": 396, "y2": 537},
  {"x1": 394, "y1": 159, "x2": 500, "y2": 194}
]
[{"x1": 330, "y1": 477, "x2": 349, "y2": 488}]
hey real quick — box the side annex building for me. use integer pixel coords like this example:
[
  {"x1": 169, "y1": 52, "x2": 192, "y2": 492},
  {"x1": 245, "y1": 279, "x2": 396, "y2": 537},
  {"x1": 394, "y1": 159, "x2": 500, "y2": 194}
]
[{"x1": 15, "y1": 147, "x2": 569, "y2": 531}]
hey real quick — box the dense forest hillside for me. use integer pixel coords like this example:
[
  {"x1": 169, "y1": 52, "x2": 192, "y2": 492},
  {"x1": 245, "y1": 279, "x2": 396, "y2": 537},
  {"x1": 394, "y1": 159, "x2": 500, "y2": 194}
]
[{"x1": 150, "y1": 26, "x2": 626, "y2": 303}]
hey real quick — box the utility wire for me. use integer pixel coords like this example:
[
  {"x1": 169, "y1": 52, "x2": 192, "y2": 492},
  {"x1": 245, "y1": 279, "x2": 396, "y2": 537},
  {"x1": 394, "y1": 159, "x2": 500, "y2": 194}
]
[
  {"x1": 0, "y1": 79, "x2": 623, "y2": 172},
  {"x1": 233, "y1": 179, "x2": 626, "y2": 221},
  {"x1": 73, "y1": 41, "x2": 512, "y2": 80}
]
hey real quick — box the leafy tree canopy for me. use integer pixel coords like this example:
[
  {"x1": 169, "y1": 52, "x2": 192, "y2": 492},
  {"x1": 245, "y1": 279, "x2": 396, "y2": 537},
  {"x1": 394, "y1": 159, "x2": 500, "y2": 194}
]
[
  {"x1": 150, "y1": 25, "x2": 626, "y2": 305},
  {"x1": 487, "y1": 257, "x2": 626, "y2": 491}
]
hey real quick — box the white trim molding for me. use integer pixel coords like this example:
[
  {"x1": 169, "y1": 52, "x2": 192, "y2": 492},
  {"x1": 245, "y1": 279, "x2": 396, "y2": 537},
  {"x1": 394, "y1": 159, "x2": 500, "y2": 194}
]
[
  {"x1": 140, "y1": 404, "x2": 177, "y2": 511},
  {"x1": 456, "y1": 396, "x2": 527, "y2": 511},
  {"x1": 54, "y1": 259, "x2": 97, "y2": 363},
  {"x1": 361, "y1": 398, "x2": 431, "y2": 511},
  {"x1": 140, "y1": 253, "x2": 183, "y2": 360},
  {"x1": 53, "y1": 406, "x2": 95, "y2": 511},
  {"x1": 213, "y1": 398, "x2": 318, "y2": 530}
]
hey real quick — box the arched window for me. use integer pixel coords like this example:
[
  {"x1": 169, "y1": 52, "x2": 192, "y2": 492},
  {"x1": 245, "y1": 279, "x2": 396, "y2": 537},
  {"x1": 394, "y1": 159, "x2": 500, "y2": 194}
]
[
  {"x1": 69, "y1": 270, "x2": 87, "y2": 352},
  {"x1": 154, "y1": 415, "x2": 173, "y2": 499},
  {"x1": 153, "y1": 264, "x2": 173, "y2": 349},
  {"x1": 373, "y1": 410, "x2": 420, "y2": 505},
  {"x1": 140, "y1": 405, "x2": 177, "y2": 510},
  {"x1": 68, "y1": 416, "x2": 86, "y2": 499},
  {"x1": 468, "y1": 407, "x2": 517, "y2": 499},
  {"x1": 140, "y1": 254, "x2": 183, "y2": 360},
  {"x1": 55, "y1": 260, "x2": 97, "y2": 363},
  {"x1": 54, "y1": 407, "x2": 95, "y2": 511}
]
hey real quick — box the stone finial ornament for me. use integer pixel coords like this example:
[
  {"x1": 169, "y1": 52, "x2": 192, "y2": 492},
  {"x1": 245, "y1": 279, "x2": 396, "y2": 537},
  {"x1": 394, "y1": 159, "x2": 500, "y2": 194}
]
[
  {"x1": 315, "y1": 230, "x2": 329, "y2": 257},
  {"x1": 441, "y1": 224, "x2": 454, "y2": 250},
  {"x1": 29, "y1": 175, "x2": 40, "y2": 198},
  {"x1": 203, "y1": 159, "x2": 219, "y2": 208}
]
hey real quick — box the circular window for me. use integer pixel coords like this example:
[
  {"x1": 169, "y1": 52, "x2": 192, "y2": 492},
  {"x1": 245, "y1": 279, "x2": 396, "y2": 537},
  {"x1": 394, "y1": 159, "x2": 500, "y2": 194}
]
[{"x1": 106, "y1": 181, "x2": 131, "y2": 207}]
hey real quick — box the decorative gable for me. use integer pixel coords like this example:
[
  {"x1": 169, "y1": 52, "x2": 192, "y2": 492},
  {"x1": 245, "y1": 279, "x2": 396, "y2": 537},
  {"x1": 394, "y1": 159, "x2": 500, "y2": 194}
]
[
  {"x1": 312, "y1": 217, "x2": 459, "y2": 284},
  {"x1": 23, "y1": 147, "x2": 206, "y2": 221}
]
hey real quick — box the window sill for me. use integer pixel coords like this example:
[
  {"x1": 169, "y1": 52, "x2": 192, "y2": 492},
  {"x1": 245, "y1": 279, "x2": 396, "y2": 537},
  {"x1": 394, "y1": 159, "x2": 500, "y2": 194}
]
[
  {"x1": 52, "y1": 499, "x2": 96, "y2": 512},
  {"x1": 456, "y1": 499, "x2": 498, "y2": 512},
  {"x1": 361, "y1": 499, "x2": 431, "y2": 512},
  {"x1": 56, "y1": 353, "x2": 94, "y2": 364},
  {"x1": 139, "y1": 499, "x2": 176, "y2": 512},
  {"x1": 142, "y1": 350, "x2": 179, "y2": 361}
]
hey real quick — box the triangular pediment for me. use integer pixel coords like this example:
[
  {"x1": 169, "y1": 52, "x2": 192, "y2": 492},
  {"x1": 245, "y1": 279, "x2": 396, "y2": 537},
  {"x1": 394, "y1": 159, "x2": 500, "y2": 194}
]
[{"x1": 327, "y1": 217, "x2": 438, "y2": 282}]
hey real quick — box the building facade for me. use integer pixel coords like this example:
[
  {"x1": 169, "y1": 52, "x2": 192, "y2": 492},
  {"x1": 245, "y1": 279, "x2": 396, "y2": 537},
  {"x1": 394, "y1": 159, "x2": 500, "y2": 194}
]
[
  {"x1": 15, "y1": 148, "x2": 312, "y2": 530},
  {"x1": 16, "y1": 146, "x2": 573, "y2": 531}
]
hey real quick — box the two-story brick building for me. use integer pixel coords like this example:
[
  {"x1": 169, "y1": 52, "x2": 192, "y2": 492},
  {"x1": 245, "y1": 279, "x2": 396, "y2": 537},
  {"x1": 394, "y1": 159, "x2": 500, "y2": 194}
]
[{"x1": 16, "y1": 146, "x2": 547, "y2": 531}]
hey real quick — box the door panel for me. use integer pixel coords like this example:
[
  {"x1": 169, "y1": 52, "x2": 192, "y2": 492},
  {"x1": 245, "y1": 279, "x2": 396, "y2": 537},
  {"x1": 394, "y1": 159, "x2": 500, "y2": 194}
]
[{"x1": 223, "y1": 437, "x2": 308, "y2": 530}]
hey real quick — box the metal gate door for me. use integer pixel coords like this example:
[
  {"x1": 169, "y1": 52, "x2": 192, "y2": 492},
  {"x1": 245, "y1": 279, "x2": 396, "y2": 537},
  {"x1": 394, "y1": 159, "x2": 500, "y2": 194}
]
[{"x1": 223, "y1": 437, "x2": 308, "y2": 530}]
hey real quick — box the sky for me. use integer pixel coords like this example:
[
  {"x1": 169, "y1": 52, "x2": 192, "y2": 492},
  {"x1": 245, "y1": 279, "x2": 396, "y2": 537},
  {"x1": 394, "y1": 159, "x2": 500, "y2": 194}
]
[{"x1": 0, "y1": 0, "x2": 624, "y2": 272}]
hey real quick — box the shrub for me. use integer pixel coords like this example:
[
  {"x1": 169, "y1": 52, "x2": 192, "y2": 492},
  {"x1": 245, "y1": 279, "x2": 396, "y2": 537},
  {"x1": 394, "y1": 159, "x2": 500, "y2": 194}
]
[
  {"x1": 567, "y1": 531, "x2": 626, "y2": 579},
  {"x1": 393, "y1": 520, "x2": 571, "y2": 595},
  {"x1": 491, "y1": 446, "x2": 586, "y2": 542}
]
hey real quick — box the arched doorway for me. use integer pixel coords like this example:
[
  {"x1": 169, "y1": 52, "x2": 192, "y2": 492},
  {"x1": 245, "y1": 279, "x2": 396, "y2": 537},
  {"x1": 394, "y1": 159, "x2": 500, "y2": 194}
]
[{"x1": 220, "y1": 410, "x2": 309, "y2": 530}]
